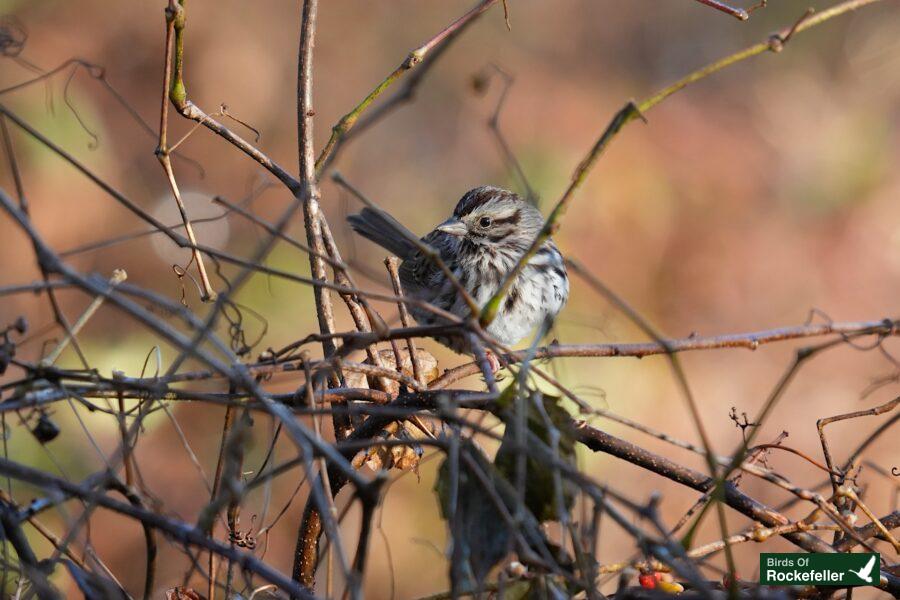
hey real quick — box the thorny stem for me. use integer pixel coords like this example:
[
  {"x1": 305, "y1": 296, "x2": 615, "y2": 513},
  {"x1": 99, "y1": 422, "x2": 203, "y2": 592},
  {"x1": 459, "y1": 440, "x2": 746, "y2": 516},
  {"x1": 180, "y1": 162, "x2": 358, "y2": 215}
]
[{"x1": 8, "y1": 313, "x2": 885, "y2": 392}]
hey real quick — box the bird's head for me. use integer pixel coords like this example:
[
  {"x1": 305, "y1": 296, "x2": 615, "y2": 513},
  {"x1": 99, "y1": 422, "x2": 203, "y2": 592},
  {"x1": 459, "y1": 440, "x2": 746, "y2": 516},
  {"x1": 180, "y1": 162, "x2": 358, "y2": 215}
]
[{"x1": 435, "y1": 186, "x2": 543, "y2": 250}]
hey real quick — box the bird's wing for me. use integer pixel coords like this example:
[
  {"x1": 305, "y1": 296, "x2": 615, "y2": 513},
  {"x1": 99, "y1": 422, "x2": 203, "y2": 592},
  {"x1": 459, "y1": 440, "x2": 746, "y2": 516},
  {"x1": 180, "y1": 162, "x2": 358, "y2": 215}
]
[{"x1": 405, "y1": 229, "x2": 461, "y2": 291}]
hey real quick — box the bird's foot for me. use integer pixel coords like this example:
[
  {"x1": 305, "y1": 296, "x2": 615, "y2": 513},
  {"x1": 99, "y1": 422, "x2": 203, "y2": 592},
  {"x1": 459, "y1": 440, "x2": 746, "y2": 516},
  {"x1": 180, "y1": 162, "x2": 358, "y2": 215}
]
[{"x1": 485, "y1": 350, "x2": 503, "y2": 376}]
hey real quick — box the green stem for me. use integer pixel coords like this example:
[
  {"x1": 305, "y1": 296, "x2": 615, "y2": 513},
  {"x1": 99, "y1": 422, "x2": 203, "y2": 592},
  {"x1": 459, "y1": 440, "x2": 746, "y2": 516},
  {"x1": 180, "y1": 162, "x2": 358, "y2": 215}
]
[{"x1": 168, "y1": 1, "x2": 188, "y2": 109}]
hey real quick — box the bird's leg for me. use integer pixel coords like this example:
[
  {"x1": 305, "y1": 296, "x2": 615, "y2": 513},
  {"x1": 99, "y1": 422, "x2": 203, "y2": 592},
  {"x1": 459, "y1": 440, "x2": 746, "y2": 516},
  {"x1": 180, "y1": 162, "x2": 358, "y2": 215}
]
[{"x1": 485, "y1": 349, "x2": 502, "y2": 374}]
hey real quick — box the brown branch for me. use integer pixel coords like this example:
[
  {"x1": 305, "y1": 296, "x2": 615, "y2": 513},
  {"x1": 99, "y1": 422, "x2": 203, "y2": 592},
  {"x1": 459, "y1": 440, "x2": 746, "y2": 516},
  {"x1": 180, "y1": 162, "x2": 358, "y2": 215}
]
[
  {"x1": 292, "y1": 1, "x2": 359, "y2": 593},
  {"x1": 288, "y1": 388, "x2": 900, "y2": 591},
  {"x1": 835, "y1": 510, "x2": 900, "y2": 552},
  {"x1": 321, "y1": 223, "x2": 393, "y2": 395},
  {"x1": 206, "y1": 400, "x2": 238, "y2": 600},
  {"x1": 322, "y1": 388, "x2": 900, "y2": 590},
  {"x1": 575, "y1": 423, "x2": 887, "y2": 569},
  {"x1": 294, "y1": 0, "x2": 342, "y2": 401},
  {"x1": 692, "y1": 0, "x2": 750, "y2": 20},
  {"x1": 430, "y1": 318, "x2": 899, "y2": 389},
  {"x1": 818, "y1": 396, "x2": 899, "y2": 493},
  {"x1": 385, "y1": 257, "x2": 424, "y2": 385}
]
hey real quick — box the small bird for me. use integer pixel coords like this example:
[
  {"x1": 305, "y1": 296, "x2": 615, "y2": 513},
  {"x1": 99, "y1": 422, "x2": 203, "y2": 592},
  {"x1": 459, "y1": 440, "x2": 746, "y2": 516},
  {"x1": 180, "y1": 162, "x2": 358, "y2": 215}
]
[{"x1": 348, "y1": 186, "x2": 568, "y2": 362}]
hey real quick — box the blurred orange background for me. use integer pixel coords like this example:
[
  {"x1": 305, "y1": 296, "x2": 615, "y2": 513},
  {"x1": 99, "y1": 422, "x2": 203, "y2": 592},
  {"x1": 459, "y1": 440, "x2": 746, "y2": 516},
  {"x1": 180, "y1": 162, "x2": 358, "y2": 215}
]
[{"x1": 0, "y1": 0, "x2": 898, "y2": 597}]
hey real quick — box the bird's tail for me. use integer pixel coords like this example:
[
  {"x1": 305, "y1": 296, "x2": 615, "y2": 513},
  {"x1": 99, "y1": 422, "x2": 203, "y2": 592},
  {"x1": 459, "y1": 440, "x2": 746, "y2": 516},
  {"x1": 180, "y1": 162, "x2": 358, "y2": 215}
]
[{"x1": 347, "y1": 206, "x2": 420, "y2": 260}]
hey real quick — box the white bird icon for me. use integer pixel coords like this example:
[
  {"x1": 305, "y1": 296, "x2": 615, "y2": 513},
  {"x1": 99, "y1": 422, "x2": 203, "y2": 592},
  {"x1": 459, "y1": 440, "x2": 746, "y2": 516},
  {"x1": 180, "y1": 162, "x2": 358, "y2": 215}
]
[{"x1": 848, "y1": 555, "x2": 877, "y2": 583}]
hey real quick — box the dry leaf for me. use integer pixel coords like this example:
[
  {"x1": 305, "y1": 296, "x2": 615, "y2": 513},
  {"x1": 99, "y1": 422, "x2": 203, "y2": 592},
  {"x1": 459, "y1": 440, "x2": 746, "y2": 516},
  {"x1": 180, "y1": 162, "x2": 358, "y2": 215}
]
[
  {"x1": 344, "y1": 348, "x2": 439, "y2": 394},
  {"x1": 352, "y1": 421, "x2": 423, "y2": 475}
]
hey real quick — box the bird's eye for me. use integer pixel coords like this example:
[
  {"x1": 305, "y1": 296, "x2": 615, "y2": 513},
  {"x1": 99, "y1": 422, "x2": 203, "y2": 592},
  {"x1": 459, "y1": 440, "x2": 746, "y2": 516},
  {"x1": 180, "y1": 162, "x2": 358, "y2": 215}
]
[{"x1": 478, "y1": 216, "x2": 492, "y2": 228}]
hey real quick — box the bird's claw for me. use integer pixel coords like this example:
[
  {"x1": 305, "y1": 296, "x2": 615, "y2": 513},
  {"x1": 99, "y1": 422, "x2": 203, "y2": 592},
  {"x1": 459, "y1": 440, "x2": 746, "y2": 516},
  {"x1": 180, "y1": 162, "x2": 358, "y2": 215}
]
[{"x1": 486, "y1": 350, "x2": 503, "y2": 376}]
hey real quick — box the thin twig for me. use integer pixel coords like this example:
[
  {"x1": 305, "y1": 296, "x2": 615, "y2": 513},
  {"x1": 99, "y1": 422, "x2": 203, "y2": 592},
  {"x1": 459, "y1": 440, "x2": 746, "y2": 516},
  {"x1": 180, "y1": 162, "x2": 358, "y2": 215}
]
[
  {"x1": 159, "y1": 1, "x2": 215, "y2": 301},
  {"x1": 314, "y1": 0, "x2": 500, "y2": 172},
  {"x1": 692, "y1": 0, "x2": 750, "y2": 20}
]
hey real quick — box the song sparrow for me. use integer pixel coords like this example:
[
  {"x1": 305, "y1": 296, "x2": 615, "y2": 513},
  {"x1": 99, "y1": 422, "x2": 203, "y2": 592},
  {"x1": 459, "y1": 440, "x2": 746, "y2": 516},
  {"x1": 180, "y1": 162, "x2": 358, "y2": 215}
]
[{"x1": 348, "y1": 186, "x2": 568, "y2": 357}]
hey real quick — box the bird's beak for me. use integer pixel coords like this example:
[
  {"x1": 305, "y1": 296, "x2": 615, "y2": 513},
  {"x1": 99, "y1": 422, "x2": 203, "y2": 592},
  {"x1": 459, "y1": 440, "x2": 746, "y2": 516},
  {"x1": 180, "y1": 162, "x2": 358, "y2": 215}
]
[{"x1": 435, "y1": 217, "x2": 467, "y2": 237}]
